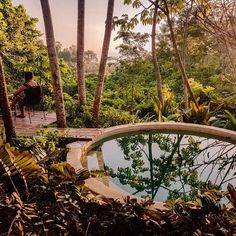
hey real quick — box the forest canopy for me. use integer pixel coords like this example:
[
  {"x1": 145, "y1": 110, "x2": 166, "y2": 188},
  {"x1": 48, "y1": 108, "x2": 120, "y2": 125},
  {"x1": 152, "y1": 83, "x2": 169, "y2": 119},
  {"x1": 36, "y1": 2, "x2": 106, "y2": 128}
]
[{"x1": 0, "y1": 0, "x2": 236, "y2": 128}]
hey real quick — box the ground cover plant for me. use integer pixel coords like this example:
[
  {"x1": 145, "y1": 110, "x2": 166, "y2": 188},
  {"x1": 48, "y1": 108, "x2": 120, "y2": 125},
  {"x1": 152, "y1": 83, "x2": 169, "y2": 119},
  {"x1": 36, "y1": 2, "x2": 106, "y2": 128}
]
[{"x1": 0, "y1": 135, "x2": 236, "y2": 235}]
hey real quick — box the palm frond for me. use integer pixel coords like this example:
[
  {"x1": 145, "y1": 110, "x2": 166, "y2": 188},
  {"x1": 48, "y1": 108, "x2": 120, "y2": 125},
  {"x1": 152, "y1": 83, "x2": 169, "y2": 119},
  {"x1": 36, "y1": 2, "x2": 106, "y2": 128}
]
[
  {"x1": 49, "y1": 162, "x2": 77, "y2": 182},
  {"x1": 0, "y1": 143, "x2": 39, "y2": 178}
]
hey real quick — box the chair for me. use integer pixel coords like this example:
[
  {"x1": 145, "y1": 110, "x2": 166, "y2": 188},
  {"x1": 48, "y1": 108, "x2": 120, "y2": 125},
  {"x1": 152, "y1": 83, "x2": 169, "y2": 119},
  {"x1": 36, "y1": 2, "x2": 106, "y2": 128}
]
[{"x1": 24, "y1": 86, "x2": 46, "y2": 124}]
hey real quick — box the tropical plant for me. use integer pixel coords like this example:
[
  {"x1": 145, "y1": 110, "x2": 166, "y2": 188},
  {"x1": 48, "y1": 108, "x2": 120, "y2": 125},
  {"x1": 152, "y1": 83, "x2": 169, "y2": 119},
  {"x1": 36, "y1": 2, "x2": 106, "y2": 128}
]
[
  {"x1": 181, "y1": 99, "x2": 212, "y2": 124},
  {"x1": 211, "y1": 110, "x2": 236, "y2": 131},
  {"x1": 0, "y1": 136, "x2": 90, "y2": 235},
  {"x1": 223, "y1": 110, "x2": 236, "y2": 131},
  {"x1": 0, "y1": 142, "x2": 40, "y2": 179},
  {"x1": 153, "y1": 89, "x2": 178, "y2": 122},
  {"x1": 161, "y1": 190, "x2": 233, "y2": 235}
]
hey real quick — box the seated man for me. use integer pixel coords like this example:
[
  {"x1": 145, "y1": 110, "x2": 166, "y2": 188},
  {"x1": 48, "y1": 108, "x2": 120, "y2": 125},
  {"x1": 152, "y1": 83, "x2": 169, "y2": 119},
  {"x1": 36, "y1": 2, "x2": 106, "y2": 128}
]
[{"x1": 11, "y1": 72, "x2": 40, "y2": 118}]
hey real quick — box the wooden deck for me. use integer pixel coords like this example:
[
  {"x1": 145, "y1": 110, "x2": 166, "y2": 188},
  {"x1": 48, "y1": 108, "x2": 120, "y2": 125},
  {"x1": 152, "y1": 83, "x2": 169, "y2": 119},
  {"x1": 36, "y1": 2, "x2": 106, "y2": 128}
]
[
  {"x1": 0, "y1": 111, "x2": 103, "y2": 140},
  {"x1": 0, "y1": 111, "x2": 56, "y2": 135}
]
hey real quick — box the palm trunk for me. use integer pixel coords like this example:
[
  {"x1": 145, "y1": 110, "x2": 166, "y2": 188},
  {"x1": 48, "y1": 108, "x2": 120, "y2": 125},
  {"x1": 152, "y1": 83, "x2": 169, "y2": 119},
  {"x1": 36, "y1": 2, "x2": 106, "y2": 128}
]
[
  {"x1": 40, "y1": 0, "x2": 66, "y2": 128},
  {"x1": 152, "y1": 2, "x2": 164, "y2": 105},
  {"x1": 92, "y1": 0, "x2": 115, "y2": 121},
  {"x1": 77, "y1": 0, "x2": 86, "y2": 106},
  {"x1": 163, "y1": 1, "x2": 197, "y2": 109},
  {"x1": 0, "y1": 55, "x2": 16, "y2": 142}
]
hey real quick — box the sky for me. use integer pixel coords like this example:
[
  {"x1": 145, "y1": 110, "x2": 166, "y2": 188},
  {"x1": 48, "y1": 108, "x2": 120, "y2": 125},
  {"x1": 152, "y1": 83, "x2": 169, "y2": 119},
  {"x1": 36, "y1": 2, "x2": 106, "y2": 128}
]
[{"x1": 12, "y1": 0, "x2": 151, "y2": 57}]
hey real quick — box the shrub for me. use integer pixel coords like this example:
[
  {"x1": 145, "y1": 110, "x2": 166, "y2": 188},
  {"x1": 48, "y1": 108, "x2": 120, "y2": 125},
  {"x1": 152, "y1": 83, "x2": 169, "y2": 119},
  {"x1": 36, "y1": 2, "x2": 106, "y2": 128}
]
[
  {"x1": 99, "y1": 107, "x2": 140, "y2": 127},
  {"x1": 69, "y1": 105, "x2": 93, "y2": 128}
]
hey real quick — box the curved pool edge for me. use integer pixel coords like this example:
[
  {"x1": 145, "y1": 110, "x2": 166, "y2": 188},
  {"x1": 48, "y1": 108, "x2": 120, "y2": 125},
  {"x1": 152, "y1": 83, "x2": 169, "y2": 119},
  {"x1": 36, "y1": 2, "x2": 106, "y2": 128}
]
[
  {"x1": 85, "y1": 122, "x2": 236, "y2": 153},
  {"x1": 67, "y1": 122, "x2": 236, "y2": 210},
  {"x1": 66, "y1": 141, "x2": 166, "y2": 210}
]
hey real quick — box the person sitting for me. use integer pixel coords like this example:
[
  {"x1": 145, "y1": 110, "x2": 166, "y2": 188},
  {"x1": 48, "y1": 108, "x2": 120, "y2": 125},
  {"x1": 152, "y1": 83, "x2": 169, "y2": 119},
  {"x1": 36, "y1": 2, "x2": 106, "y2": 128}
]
[{"x1": 11, "y1": 72, "x2": 40, "y2": 118}]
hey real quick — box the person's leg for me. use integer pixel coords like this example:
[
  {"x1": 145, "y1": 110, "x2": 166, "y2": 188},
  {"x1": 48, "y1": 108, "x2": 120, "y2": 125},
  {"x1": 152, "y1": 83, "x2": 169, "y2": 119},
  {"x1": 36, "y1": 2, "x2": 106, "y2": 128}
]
[
  {"x1": 15, "y1": 93, "x2": 26, "y2": 118},
  {"x1": 17, "y1": 102, "x2": 25, "y2": 117},
  {"x1": 10, "y1": 95, "x2": 19, "y2": 110}
]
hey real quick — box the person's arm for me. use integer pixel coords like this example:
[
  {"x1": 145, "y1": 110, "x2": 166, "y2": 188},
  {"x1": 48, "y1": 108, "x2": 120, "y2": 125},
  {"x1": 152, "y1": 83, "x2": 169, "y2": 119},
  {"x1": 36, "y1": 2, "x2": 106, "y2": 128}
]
[{"x1": 13, "y1": 85, "x2": 27, "y2": 97}]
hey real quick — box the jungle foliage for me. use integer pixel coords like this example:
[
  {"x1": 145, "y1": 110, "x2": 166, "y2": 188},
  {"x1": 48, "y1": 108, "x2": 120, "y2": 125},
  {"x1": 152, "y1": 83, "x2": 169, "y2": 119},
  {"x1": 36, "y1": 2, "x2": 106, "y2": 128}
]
[
  {"x1": 1, "y1": 0, "x2": 236, "y2": 235},
  {"x1": 1, "y1": 0, "x2": 236, "y2": 129},
  {"x1": 1, "y1": 135, "x2": 236, "y2": 235}
]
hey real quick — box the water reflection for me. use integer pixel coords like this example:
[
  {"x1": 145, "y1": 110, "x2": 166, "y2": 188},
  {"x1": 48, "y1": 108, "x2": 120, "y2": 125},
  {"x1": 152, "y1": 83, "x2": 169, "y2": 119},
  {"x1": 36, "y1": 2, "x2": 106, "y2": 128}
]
[{"x1": 84, "y1": 133, "x2": 236, "y2": 201}]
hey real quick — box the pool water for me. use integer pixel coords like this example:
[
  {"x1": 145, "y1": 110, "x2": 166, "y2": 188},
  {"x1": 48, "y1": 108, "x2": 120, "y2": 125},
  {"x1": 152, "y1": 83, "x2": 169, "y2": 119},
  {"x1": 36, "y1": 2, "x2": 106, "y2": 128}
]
[{"x1": 84, "y1": 132, "x2": 236, "y2": 202}]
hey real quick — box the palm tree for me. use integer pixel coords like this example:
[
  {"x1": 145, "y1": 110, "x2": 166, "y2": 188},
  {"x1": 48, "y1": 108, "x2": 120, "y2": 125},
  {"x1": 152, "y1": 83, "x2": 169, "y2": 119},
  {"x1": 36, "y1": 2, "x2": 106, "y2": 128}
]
[
  {"x1": 40, "y1": 0, "x2": 66, "y2": 127},
  {"x1": 92, "y1": 0, "x2": 115, "y2": 121},
  {"x1": 77, "y1": 0, "x2": 86, "y2": 106},
  {"x1": 0, "y1": 55, "x2": 16, "y2": 142},
  {"x1": 152, "y1": 1, "x2": 164, "y2": 105}
]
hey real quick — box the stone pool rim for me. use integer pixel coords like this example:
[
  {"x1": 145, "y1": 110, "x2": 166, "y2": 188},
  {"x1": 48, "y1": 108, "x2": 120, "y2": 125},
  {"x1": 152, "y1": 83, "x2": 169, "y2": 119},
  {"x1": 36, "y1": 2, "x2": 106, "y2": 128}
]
[
  {"x1": 67, "y1": 122, "x2": 236, "y2": 209},
  {"x1": 84, "y1": 122, "x2": 236, "y2": 154}
]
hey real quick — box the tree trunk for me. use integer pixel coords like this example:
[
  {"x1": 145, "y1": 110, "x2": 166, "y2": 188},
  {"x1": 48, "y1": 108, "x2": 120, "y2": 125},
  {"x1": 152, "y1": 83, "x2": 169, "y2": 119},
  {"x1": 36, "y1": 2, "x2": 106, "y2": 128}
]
[
  {"x1": 152, "y1": 2, "x2": 164, "y2": 105},
  {"x1": 163, "y1": 0, "x2": 198, "y2": 109},
  {"x1": 181, "y1": 1, "x2": 193, "y2": 109},
  {"x1": 92, "y1": 0, "x2": 115, "y2": 121},
  {"x1": 0, "y1": 55, "x2": 16, "y2": 142},
  {"x1": 40, "y1": 0, "x2": 66, "y2": 128},
  {"x1": 181, "y1": 17, "x2": 190, "y2": 109},
  {"x1": 77, "y1": 0, "x2": 86, "y2": 106}
]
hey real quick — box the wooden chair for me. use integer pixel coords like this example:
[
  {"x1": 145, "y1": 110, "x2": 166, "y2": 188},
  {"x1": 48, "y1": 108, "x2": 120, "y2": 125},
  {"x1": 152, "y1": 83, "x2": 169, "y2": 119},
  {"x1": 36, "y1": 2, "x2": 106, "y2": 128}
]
[{"x1": 24, "y1": 86, "x2": 46, "y2": 124}]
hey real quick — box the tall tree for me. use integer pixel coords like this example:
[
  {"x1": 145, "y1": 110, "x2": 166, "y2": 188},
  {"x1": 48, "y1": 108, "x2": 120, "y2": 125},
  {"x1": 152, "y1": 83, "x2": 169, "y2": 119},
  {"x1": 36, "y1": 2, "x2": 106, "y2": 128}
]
[
  {"x1": 40, "y1": 0, "x2": 66, "y2": 128},
  {"x1": 77, "y1": 0, "x2": 86, "y2": 106},
  {"x1": 0, "y1": 1, "x2": 45, "y2": 81},
  {"x1": 196, "y1": 0, "x2": 236, "y2": 82},
  {"x1": 55, "y1": 41, "x2": 62, "y2": 54},
  {"x1": 92, "y1": 0, "x2": 115, "y2": 121},
  {"x1": 115, "y1": 31, "x2": 149, "y2": 61},
  {"x1": 114, "y1": 0, "x2": 164, "y2": 104},
  {"x1": 0, "y1": 55, "x2": 16, "y2": 142},
  {"x1": 84, "y1": 50, "x2": 98, "y2": 64},
  {"x1": 160, "y1": 0, "x2": 197, "y2": 108},
  {"x1": 152, "y1": 1, "x2": 164, "y2": 105},
  {"x1": 177, "y1": 1, "x2": 194, "y2": 108}
]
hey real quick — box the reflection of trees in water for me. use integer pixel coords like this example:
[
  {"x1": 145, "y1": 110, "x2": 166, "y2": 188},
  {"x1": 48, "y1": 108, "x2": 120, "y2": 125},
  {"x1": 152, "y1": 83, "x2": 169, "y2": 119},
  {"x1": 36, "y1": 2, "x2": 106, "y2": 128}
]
[{"x1": 106, "y1": 134, "x2": 236, "y2": 201}]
